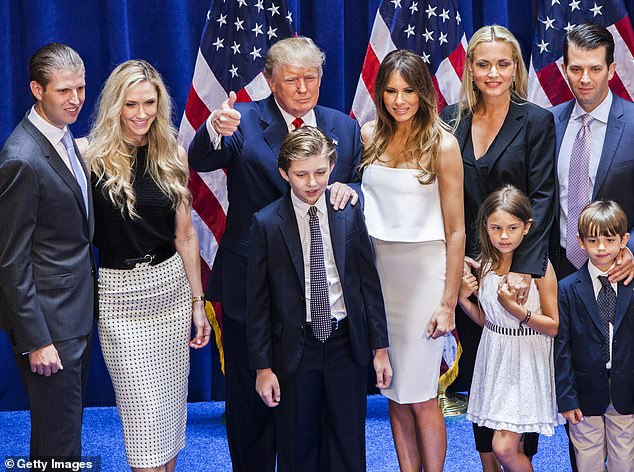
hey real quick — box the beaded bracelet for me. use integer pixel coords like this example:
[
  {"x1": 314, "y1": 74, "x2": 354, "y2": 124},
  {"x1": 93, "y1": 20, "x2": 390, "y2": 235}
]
[
  {"x1": 192, "y1": 295, "x2": 205, "y2": 302},
  {"x1": 521, "y1": 309, "x2": 532, "y2": 326}
]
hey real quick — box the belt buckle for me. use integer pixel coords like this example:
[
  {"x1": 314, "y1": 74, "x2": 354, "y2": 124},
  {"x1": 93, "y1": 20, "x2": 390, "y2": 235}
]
[{"x1": 134, "y1": 253, "x2": 154, "y2": 268}]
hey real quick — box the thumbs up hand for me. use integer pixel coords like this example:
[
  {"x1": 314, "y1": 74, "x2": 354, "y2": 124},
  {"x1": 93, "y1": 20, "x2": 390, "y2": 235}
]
[{"x1": 210, "y1": 91, "x2": 241, "y2": 136}]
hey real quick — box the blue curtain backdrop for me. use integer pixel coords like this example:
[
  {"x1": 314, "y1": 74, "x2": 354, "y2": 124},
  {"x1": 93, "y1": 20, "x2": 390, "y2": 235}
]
[{"x1": 2, "y1": 0, "x2": 634, "y2": 410}]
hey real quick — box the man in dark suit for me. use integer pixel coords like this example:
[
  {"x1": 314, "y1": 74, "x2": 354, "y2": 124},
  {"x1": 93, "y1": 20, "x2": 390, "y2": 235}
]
[
  {"x1": 0, "y1": 43, "x2": 95, "y2": 464},
  {"x1": 551, "y1": 23, "x2": 634, "y2": 282},
  {"x1": 247, "y1": 126, "x2": 391, "y2": 471},
  {"x1": 551, "y1": 23, "x2": 634, "y2": 471},
  {"x1": 555, "y1": 201, "x2": 634, "y2": 471},
  {"x1": 188, "y1": 36, "x2": 362, "y2": 471}
]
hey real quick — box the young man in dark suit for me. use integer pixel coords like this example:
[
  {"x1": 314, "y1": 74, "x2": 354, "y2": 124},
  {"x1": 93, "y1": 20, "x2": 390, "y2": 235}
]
[
  {"x1": 0, "y1": 43, "x2": 95, "y2": 465},
  {"x1": 188, "y1": 36, "x2": 362, "y2": 471},
  {"x1": 247, "y1": 126, "x2": 391, "y2": 472},
  {"x1": 555, "y1": 201, "x2": 634, "y2": 471},
  {"x1": 551, "y1": 23, "x2": 634, "y2": 282}
]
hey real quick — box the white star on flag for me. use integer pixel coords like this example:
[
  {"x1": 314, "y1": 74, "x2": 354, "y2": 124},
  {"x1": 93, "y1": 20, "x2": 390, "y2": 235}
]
[
  {"x1": 252, "y1": 23, "x2": 263, "y2": 36},
  {"x1": 249, "y1": 46, "x2": 262, "y2": 60},
  {"x1": 213, "y1": 37, "x2": 224, "y2": 50},
  {"x1": 538, "y1": 39, "x2": 549, "y2": 53},
  {"x1": 591, "y1": 3, "x2": 603, "y2": 16},
  {"x1": 405, "y1": 24, "x2": 415, "y2": 37}
]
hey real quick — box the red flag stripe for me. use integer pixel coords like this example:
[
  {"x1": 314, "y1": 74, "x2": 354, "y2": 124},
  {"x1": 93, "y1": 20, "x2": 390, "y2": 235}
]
[{"x1": 184, "y1": 86, "x2": 212, "y2": 134}]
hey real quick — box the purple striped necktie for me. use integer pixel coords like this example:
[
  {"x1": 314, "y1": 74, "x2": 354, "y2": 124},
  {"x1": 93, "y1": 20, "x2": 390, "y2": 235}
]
[{"x1": 566, "y1": 113, "x2": 594, "y2": 269}]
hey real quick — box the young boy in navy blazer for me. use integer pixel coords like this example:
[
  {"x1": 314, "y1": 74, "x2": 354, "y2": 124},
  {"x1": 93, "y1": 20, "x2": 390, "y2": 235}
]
[
  {"x1": 555, "y1": 200, "x2": 634, "y2": 471},
  {"x1": 247, "y1": 126, "x2": 392, "y2": 472}
]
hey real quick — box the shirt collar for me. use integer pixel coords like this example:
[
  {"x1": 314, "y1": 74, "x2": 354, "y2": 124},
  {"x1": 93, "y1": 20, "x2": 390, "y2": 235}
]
[
  {"x1": 274, "y1": 98, "x2": 317, "y2": 129},
  {"x1": 28, "y1": 106, "x2": 68, "y2": 145},
  {"x1": 587, "y1": 259, "x2": 614, "y2": 281},
  {"x1": 290, "y1": 190, "x2": 327, "y2": 218},
  {"x1": 572, "y1": 90, "x2": 612, "y2": 125}
]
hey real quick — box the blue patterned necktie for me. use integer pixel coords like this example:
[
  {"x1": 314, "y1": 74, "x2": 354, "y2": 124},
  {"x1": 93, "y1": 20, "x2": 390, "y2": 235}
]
[
  {"x1": 61, "y1": 131, "x2": 89, "y2": 215},
  {"x1": 308, "y1": 206, "x2": 332, "y2": 342},
  {"x1": 566, "y1": 114, "x2": 593, "y2": 269},
  {"x1": 597, "y1": 275, "x2": 616, "y2": 364}
]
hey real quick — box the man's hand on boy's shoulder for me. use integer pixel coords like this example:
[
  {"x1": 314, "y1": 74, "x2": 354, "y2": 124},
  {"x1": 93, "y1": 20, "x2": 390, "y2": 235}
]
[
  {"x1": 328, "y1": 182, "x2": 358, "y2": 210},
  {"x1": 373, "y1": 348, "x2": 392, "y2": 390},
  {"x1": 608, "y1": 246, "x2": 634, "y2": 285},
  {"x1": 256, "y1": 368, "x2": 281, "y2": 408}
]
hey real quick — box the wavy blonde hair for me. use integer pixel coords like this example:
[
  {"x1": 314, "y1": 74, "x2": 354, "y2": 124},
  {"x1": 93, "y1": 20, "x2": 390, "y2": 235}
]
[
  {"x1": 360, "y1": 49, "x2": 445, "y2": 184},
  {"x1": 456, "y1": 25, "x2": 528, "y2": 125},
  {"x1": 87, "y1": 60, "x2": 190, "y2": 218}
]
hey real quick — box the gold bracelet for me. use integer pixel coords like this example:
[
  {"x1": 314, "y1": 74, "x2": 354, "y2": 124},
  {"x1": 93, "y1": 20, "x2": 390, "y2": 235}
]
[{"x1": 192, "y1": 295, "x2": 205, "y2": 302}]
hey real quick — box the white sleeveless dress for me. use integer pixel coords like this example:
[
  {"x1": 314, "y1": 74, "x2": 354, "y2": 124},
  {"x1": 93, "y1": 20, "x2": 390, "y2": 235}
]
[
  {"x1": 466, "y1": 271, "x2": 561, "y2": 435},
  {"x1": 362, "y1": 164, "x2": 447, "y2": 404}
]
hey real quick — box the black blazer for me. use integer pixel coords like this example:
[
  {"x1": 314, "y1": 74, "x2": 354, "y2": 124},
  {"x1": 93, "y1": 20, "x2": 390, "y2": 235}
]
[
  {"x1": 188, "y1": 95, "x2": 363, "y2": 322},
  {"x1": 555, "y1": 265, "x2": 634, "y2": 415},
  {"x1": 246, "y1": 191, "x2": 388, "y2": 380},
  {"x1": 441, "y1": 101, "x2": 556, "y2": 277},
  {"x1": 0, "y1": 116, "x2": 96, "y2": 354},
  {"x1": 550, "y1": 94, "x2": 634, "y2": 265}
]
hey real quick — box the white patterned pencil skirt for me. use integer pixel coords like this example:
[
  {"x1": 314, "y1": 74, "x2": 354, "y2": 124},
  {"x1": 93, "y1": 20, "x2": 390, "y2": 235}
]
[{"x1": 98, "y1": 253, "x2": 191, "y2": 468}]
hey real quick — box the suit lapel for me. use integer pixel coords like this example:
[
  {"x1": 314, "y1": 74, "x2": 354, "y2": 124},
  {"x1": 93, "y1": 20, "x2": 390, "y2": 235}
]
[
  {"x1": 326, "y1": 195, "x2": 346, "y2": 286},
  {"x1": 554, "y1": 101, "x2": 575, "y2": 167},
  {"x1": 614, "y1": 281, "x2": 633, "y2": 333},
  {"x1": 22, "y1": 118, "x2": 90, "y2": 226},
  {"x1": 278, "y1": 193, "x2": 305, "y2": 288},
  {"x1": 593, "y1": 96, "x2": 624, "y2": 199},
  {"x1": 574, "y1": 266, "x2": 603, "y2": 334},
  {"x1": 485, "y1": 102, "x2": 524, "y2": 173},
  {"x1": 262, "y1": 95, "x2": 289, "y2": 159}
]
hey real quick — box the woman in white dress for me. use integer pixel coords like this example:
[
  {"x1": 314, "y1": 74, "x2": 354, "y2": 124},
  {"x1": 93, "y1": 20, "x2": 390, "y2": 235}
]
[{"x1": 360, "y1": 49, "x2": 465, "y2": 472}]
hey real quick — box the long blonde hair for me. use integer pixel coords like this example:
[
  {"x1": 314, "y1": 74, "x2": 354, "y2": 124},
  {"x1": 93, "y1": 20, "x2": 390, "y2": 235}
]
[
  {"x1": 456, "y1": 25, "x2": 528, "y2": 124},
  {"x1": 360, "y1": 49, "x2": 445, "y2": 184},
  {"x1": 87, "y1": 60, "x2": 190, "y2": 218}
]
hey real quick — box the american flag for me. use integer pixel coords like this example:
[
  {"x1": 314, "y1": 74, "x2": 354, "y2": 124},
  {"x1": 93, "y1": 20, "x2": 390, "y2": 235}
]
[
  {"x1": 350, "y1": 0, "x2": 466, "y2": 389},
  {"x1": 529, "y1": 0, "x2": 634, "y2": 107},
  {"x1": 178, "y1": 0, "x2": 295, "y2": 370},
  {"x1": 351, "y1": 0, "x2": 467, "y2": 125}
]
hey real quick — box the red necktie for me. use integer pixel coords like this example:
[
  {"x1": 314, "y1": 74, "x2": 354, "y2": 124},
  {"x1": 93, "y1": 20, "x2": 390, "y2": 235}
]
[{"x1": 291, "y1": 117, "x2": 304, "y2": 129}]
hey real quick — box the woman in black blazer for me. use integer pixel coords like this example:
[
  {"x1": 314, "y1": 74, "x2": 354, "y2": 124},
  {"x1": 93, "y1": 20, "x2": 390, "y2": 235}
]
[{"x1": 440, "y1": 25, "x2": 556, "y2": 471}]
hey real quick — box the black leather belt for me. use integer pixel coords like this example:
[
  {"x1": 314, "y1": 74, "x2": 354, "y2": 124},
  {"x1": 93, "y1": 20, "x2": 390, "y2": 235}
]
[{"x1": 100, "y1": 242, "x2": 175, "y2": 269}]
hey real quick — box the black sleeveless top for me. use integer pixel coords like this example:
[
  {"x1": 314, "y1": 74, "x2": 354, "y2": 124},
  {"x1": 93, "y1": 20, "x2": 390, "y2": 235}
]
[{"x1": 92, "y1": 146, "x2": 176, "y2": 259}]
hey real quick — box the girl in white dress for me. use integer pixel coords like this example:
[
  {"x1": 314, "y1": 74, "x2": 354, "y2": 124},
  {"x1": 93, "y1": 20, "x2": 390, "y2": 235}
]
[
  {"x1": 360, "y1": 49, "x2": 465, "y2": 472},
  {"x1": 458, "y1": 186, "x2": 560, "y2": 472}
]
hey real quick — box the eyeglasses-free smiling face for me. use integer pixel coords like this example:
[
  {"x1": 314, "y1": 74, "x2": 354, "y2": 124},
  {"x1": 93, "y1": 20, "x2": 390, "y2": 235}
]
[
  {"x1": 382, "y1": 71, "x2": 420, "y2": 124},
  {"x1": 31, "y1": 68, "x2": 86, "y2": 129},
  {"x1": 470, "y1": 40, "x2": 516, "y2": 100},
  {"x1": 562, "y1": 43, "x2": 616, "y2": 113},
  {"x1": 120, "y1": 80, "x2": 158, "y2": 146},
  {"x1": 485, "y1": 210, "x2": 532, "y2": 255}
]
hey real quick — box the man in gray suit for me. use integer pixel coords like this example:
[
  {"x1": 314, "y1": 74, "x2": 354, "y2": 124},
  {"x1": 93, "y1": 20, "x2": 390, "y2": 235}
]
[{"x1": 0, "y1": 43, "x2": 95, "y2": 463}]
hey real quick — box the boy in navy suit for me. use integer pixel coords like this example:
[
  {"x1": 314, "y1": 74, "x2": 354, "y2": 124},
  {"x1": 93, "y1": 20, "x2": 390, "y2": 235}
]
[
  {"x1": 555, "y1": 200, "x2": 634, "y2": 471},
  {"x1": 247, "y1": 126, "x2": 392, "y2": 472}
]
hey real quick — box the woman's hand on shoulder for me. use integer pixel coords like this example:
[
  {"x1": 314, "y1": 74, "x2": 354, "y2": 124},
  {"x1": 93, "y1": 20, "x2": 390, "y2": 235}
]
[{"x1": 75, "y1": 137, "x2": 90, "y2": 166}]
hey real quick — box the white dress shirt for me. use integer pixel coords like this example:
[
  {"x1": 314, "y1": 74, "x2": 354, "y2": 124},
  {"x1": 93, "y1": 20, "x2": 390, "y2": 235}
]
[
  {"x1": 587, "y1": 261, "x2": 617, "y2": 369},
  {"x1": 205, "y1": 98, "x2": 317, "y2": 148},
  {"x1": 290, "y1": 191, "x2": 347, "y2": 322},
  {"x1": 27, "y1": 106, "x2": 84, "y2": 181},
  {"x1": 558, "y1": 92, "x2": 612, "y2": 248}
]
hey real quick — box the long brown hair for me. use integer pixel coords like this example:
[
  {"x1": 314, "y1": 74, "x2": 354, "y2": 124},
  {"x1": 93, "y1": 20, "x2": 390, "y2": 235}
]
[
  {"x1": 360, "y1": 49, "x2": 445, "y2": 184},
  {"x1": 477, "y1": 185, "x2": 533, "y2": 275}
]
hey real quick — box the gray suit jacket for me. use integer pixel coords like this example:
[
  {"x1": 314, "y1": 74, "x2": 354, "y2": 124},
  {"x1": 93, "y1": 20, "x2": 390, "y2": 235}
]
[{"x1": 0, "y1": 116, "x2": 95, "y2": 354}]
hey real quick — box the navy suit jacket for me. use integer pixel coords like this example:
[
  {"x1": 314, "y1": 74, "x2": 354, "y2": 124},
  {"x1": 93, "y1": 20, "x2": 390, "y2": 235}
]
[
  {"x1": 246, "y1": 191, "x2": 388, "y2": 380},
  {"x1": 188, "y1": 95, "x2": 363, "y2": 322},
  {"x1": 0, "y1": 116, "x2": 95, "y2": 354},
  {"x1": 441, "y1": 101, "x2": 556, "y2": 277},
  {"x1": 550, "y1": 94, "x2": 634, "y2": 261},
  {"x1": 555, "y1": 264, "x2": 634, "y2": 416}
]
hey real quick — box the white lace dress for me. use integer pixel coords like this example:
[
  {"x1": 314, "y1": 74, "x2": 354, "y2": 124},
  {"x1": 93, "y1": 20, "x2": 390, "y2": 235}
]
[{"x1": 466, "y1": 271, "x2": 561, "y2": 435}]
